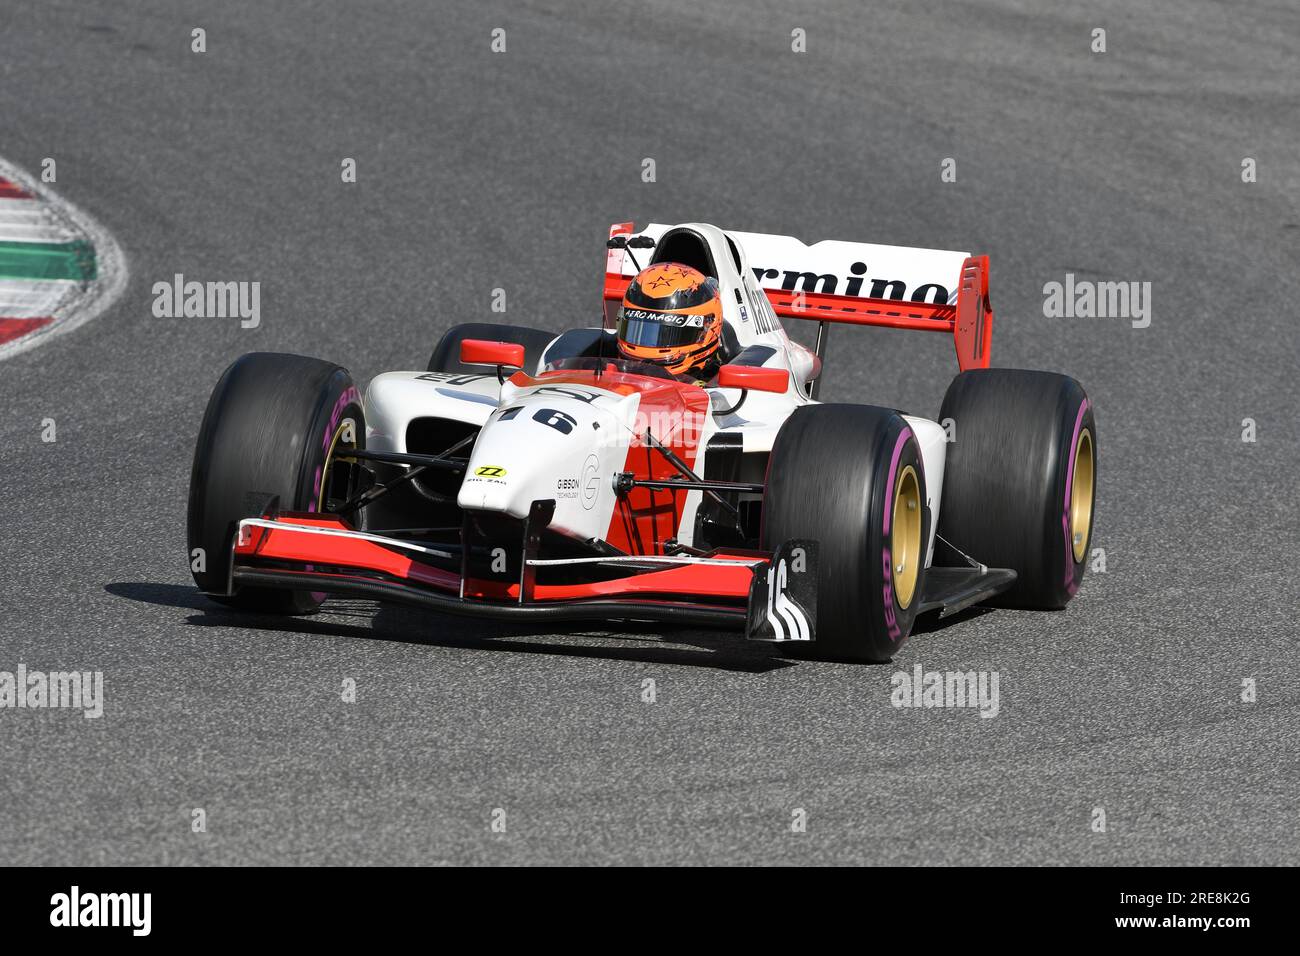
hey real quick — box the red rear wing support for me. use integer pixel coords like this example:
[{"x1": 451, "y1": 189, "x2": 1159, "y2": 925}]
[{"x1": 602, "y1": 253, "x2": 993, "y2": 372}]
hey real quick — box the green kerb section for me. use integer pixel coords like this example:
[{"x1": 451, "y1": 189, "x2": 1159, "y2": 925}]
[{"x1": 0, "y1": 240, "x2": 97, "y2": 281}]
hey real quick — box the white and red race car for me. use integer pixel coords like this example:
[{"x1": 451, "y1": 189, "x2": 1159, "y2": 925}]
[{"x1": 187, "y1": 221, "x2": 1096, "y2": 663}]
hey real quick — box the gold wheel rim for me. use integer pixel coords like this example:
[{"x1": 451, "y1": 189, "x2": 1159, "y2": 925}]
[
  {"x1": 891, "y1": 464, "x2": 922, "y2": 610},
  {"x1": 1070, "y1": 427, "x2": 1094, "y2": 563},
  {"x1": 318, "y1": 417, "x2": 358, "y2": 511}
]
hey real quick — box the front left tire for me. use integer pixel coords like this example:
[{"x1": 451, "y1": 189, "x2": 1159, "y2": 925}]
[
  {"x1": 762, "y1": 404, "x2": 929, "y2": 663},
  {"x1": 186, "y1": 351, "x2": 364, "y2": 613}
]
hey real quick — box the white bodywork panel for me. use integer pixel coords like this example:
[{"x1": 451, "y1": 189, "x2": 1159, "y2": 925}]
[
  {"x1": 460, "y1": 377, "x2": 642, "y2": 539},
  {"x1": 902, "y1": 416, "x2": 947, "y2": 567},
  {"x1": 364, "y1": 370, "x2": 500, "y2": 451}
]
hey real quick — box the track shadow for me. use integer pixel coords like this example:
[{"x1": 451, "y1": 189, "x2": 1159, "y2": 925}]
[
  {"x1": 909, "y1": 604, "x2": 995, "y2": 634},
  {"x1": 105, "y1": 582, "x2": 795, "y2": 673},
  {"x1": 105, "y1": 581, "x2": 213, "y2": 611}
]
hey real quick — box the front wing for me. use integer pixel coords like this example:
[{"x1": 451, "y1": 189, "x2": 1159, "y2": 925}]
[{"x1": 225, "y1": 513, "x2": 819, "y2": 640}]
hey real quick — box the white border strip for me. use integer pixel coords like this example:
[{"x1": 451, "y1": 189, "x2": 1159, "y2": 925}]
[
  {"x1": 527, "y1": 555, "x2": 762, "y2": 567},
  {"x1": 237, "y1": 518, "x2": 460, "y2": 561},
  {"x1": 0, "y1": 158, "x2": 129, "y2": 363}
]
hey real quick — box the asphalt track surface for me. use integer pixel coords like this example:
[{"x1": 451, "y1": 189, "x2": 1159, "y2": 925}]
[{"x1": 1, "y1": 1, "x2": 1297, "y2": 866}]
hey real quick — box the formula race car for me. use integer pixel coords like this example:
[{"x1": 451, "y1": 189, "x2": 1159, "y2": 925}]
[{"x1": 187, "y1": 221, "x2": 1096, "y2": 663}]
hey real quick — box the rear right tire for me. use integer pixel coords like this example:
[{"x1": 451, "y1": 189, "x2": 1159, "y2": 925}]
[{"x1": 937, "y1": 368, "x2": 1096, "y2": 609}]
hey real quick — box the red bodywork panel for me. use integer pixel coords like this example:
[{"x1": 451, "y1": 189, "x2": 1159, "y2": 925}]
[
  {"x1": 234, "y1": 514, "x2": 754, "y2": 604},
  {"x1": 460, "y1": 338, "x2": 526, "y2": 368}
]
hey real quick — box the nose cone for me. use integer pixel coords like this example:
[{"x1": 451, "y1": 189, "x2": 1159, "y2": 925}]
[
  {"x1": 457, "y1": 462, "x2": 515, "y2": 513},
  {"x1": 457, "y1": 390, "x2": 631, "y2": 529}
]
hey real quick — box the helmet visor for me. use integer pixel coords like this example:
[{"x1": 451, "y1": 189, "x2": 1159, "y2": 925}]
[{"x1": 618, "y1": 307, "x2": 708, "y2": 350}]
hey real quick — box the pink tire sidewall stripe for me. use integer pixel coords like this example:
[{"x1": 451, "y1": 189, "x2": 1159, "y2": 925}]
[
  {"x1": 1062, "y1": 398, "x2": 1090, "y2": 594},
  {"x1": 882, "y1": 425, "x2": 915, "y2": 537}
]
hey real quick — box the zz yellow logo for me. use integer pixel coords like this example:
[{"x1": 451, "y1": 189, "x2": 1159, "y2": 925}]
[{"x1": 474, "y1": 466, "x2": 507, "y2": 478}]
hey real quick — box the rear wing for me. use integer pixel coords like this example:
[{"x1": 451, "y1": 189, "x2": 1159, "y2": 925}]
[{"x1": 603, "y1": 222, "x2": 992, "y2": 372}]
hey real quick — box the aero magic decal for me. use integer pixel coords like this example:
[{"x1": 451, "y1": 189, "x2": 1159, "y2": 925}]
[{"x1": 0, "y1": 159, "x2": 126, "y2": 360}]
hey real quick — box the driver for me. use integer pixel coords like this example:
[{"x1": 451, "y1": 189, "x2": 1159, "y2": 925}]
[{"x1": 616, "y1": 262, "x2": 723, "y2": 380}]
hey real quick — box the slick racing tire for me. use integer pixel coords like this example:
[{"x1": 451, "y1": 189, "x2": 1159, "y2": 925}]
[
  {"x1": 187, "y1": 352, "x2": 364, "y2": 614},
  {"x1": 937, "y1": 368, "x2": 1096, "y2": 609},
  {"x1": 427, "y1": 322, "x2": 557, "y2": 376},
  {"x1": 763, "y1": 404, "x2": 929, "y2": 663}
]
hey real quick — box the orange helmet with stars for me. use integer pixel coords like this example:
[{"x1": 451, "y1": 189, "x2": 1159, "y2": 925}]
[{"x1": 617, "y1": 263, "x2": 723, "y2": 378}]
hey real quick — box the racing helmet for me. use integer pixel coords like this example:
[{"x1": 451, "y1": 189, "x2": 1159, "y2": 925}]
[{"x1": 617, "y1": 263, "x2": 723, "y2": 378}]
